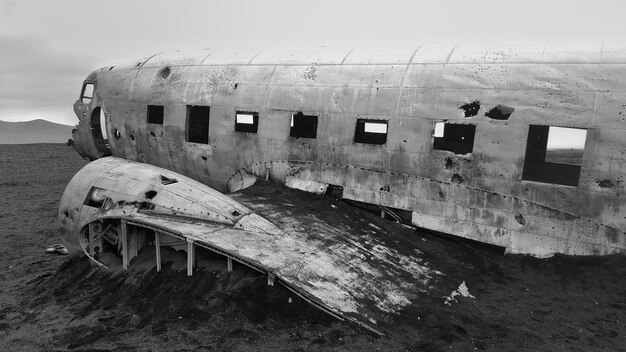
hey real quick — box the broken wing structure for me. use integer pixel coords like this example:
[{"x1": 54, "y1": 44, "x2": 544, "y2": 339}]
[{"x1": 59, "y1": 157, "x2": 441, "y2": 334}]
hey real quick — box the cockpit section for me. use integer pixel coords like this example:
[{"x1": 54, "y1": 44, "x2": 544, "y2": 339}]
[{"x1": 72, "y1": 77, "x2": 112, "y2": 160}]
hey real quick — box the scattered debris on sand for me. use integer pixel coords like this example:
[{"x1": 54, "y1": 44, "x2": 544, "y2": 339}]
[
  {"x1": 443, "y1": 281, "x2": 475, "y2": 306},
  {"x1": 45, "y1": 244, "x2": 68, "y2": 255}
]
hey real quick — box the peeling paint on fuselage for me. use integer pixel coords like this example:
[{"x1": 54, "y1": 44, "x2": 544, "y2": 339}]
[{"x1": 72, "y1": 42, "x2": 626, "y2": 257}]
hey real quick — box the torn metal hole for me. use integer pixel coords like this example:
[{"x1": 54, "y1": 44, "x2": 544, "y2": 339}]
[
  {"x1": 445, "y1": 157, "x2": 456, "y2": 169},
  {"x1": 158, "y1": 67, "x2": 171, "y2": 79},
  {"x1": 326, "y1": 185, "x2": 344, "y2": 199},
  {"x1": 515, "y1": 214, "x2": 526, "y2": 225},
  {"x1": 485, "y1": 105, "x2": 515, "y2": 120},
  {"x1": 160, "y1": 175, "x2": 178, "y2": 185},
  {"x1": 451, "y1": 174, "x2": 464, "y2": 184},
  {"x1": 459, "y1": 100, "x2": 480, "y2": 117},
  {"x1": 597, "y1": 179, "x2": 615, "y2": 188},
  {"x1": 232, "y1": 210, "x2": 241, "y2": 217},
  {"x1": 145, "y1": 190, "x2": 158, "y2": 199},
  {"x1": 139, "y1": 202, "x2": 155, "y2": 210}
]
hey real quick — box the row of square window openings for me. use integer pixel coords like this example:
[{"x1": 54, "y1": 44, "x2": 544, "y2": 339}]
[
  {"x1": 147, "y1": 105, "x2": 390, "y2": 145},
  {"x1": 144, "y1": 105, "x2": 587, "y2": 155}
]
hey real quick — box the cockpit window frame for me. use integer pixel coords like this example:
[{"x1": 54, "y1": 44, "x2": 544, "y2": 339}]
[{"x1": 81, "y1": 82, "x2": 95, "y2": 104}]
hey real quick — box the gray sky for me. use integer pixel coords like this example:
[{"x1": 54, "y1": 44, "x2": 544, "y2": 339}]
[{"x1": 1, "y1": 0, "x2": 625, "y2": 125}]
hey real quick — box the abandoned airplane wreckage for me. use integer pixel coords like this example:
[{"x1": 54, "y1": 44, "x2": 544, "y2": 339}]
[{"x1": 60, "y1": 42, "x2": 626, "y2": 334}]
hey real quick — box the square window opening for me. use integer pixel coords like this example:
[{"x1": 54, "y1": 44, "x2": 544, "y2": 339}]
[
  {"x1": 290, "y1": 112, "x2": 318, "y2": 139},
  {"x1": 235, "y1": 112, "x2": 259, "y2": 133},
  {"x1": 186, "y1": 105, "x2": 210, "y2": 144},
  {"x1": 354, "y1": 119, "x2": 388, "y2": 145},
  {"x1": 432, "y1": 122, "x2": 476, "y2": 154},
  {"x1": 147, "y1": 105, "x2": 164, "y2": 125},
  {"x1": 522, "y1": 125, "x2": 587, "y2": 187}
]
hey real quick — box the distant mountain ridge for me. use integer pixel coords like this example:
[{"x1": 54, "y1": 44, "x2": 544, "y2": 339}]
[{"x1": 0, "y1": 119, "x2": 74, "y2": 144}]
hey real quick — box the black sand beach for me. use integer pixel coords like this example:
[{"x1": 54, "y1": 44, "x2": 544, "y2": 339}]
[{"x1": 1, "y1": 144, "x2": 624, "y2": 351}]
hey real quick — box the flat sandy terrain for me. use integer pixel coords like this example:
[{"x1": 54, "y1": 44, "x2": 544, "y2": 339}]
[{"x1": 1, "y1": 144, "x2": 624, "y2": 351}]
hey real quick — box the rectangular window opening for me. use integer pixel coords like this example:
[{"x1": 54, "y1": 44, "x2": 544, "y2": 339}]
[
  {"x1": 522, "y1": 125, "x2": 587, "y2": 187},
  {"x1": 81, "y1": 83, "x2": 94, "y2": 103},
  {"x1": 354, "y1": 119, "x2": 388, "y2": 145},
  {"x1": 186, "y1": 105, "x2": 210, "y2": 144},
  {"x1": 147, "y1": 105, "x2": 164, "y2": 125},
  {"x1": 235, "y1": 112, "x2": 259, "y2": 133},
  {"x1": 432, "y1": 122, "x2": 476, "y2": 154},
  {"x1": 290, "y1": 112, "x2": 318, "y2": 139}
]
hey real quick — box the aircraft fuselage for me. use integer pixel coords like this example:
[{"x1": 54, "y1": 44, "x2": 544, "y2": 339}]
[{"x1": 71, "y1": 43, "x2": 626, "y2": 256}]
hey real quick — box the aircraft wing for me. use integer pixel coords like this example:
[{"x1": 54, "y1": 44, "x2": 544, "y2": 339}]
[{"x1": 59, "y1": 157, "x2": 443, "y2": 335}]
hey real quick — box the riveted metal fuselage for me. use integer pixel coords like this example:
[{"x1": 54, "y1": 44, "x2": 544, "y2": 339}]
[{"x1": 71, "y1": 43, "x2": 626, "y2": 256}]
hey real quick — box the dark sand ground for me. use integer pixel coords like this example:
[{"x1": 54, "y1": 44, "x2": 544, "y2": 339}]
[{"x1": 0, "y1": 144, "x2": 624, "y2": 351}]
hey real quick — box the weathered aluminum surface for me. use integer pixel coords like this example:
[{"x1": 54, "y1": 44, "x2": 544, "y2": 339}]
[
  {"x1": 70, "y1": 41, "x2": 626, "y2": 256},
  {"x1": 59, "y1": 158, "x2": 441, "y2": 334}
]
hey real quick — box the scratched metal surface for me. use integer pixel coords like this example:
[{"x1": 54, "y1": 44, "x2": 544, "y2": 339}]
[
  {"x1": 59, "y1": 158, "x2": 442, "y2": 334},
  {"x1": 127, "y1": 211, "x2": 440, "y2": 334},
  {"x1": 69, "y1": 41, "x2": 626, "y2": 256}
]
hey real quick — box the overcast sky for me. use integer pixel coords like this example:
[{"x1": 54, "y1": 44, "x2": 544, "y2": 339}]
[{"x1": 1, "y1": 0, "x2": 625, "y2": 125}]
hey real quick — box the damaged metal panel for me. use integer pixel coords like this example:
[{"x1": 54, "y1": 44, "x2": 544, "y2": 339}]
[
  {"x1": 70, "y1": 42, "x2": 626, "y2": 257},
  {"x1": 59, "y1": 158, "x2": 442, "y2": 334}
]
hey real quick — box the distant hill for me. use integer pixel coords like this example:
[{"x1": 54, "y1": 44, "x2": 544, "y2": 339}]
[{"x1": 0, "y1": 119, "x2": 74, "y2": 144}]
